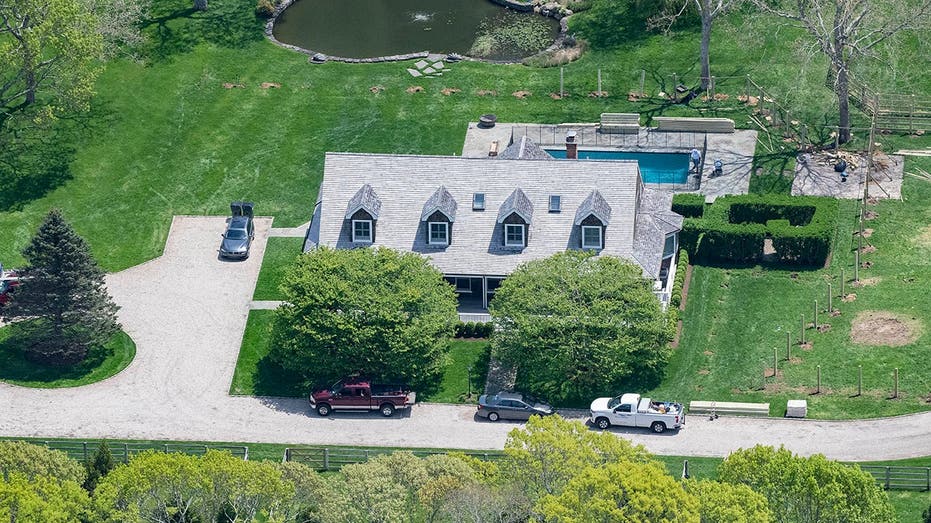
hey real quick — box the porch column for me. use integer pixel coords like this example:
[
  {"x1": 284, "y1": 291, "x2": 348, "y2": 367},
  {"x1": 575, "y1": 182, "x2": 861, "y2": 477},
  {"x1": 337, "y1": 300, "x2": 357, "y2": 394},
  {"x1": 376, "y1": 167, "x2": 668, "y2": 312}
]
[{"x1": 481, "y1": 277, "x2": 488, "y2": 310}]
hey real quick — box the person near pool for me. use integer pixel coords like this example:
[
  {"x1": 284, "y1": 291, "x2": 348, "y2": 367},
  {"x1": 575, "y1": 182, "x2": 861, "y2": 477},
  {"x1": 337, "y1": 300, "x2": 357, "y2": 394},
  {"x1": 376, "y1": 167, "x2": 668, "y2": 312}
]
[{"x1": 690, "y1": 148, "x2": 702, "y2": 172}]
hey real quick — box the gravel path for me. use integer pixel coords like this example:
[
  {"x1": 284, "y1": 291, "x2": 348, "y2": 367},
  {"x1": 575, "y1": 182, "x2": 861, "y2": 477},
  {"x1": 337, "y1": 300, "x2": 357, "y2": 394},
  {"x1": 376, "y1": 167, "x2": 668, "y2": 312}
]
[{"x1": 1, "y1": 215, "x2": 930, "y2": 461}]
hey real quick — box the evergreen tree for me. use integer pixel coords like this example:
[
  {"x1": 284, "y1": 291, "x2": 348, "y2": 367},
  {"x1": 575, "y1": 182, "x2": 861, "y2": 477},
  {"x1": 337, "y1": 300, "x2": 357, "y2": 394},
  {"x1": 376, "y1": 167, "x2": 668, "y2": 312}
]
[
  {"x1": 83, "y1": 441, "x2": 116, "y2": 492},
  {"x1": 2, "y1": 209, "x2": 120, "y2": 365}
]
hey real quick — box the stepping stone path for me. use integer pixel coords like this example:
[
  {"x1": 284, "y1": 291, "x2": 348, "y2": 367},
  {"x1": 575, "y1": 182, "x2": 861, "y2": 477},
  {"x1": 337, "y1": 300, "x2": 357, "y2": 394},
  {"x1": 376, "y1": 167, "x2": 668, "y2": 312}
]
[{"x1": 407, "y1": 54, "x2": 450, "y2": 78}]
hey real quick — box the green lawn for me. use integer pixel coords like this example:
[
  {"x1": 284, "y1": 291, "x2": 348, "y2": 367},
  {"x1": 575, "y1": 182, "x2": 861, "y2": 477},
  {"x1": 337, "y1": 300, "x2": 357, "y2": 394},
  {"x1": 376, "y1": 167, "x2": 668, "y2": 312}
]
[
  {"x1": 253, "y1": 236, "x2": 303, "y2": 301},
  {"x1": 229, "y1": 309, "x2": 305, "y2": 397},
  {"x1": 421, "y1": 340, "x2": 491, "y2": 403},
  {"x1": 2, "y1": 0, "x2": 927, "y2": 271},
  {"x1": 650, "y1": 168, "x2": 931, "y2": 419},
  {"x1": 0, "y1": 327, "x2": 135, "y2": 388}
]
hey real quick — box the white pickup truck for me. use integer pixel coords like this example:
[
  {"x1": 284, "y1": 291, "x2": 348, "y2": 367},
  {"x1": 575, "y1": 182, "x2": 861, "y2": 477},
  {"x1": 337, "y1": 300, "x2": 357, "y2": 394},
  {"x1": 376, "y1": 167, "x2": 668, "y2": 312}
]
[{"x1": 589, "y1": 393, "x2": 685, "y2": 433}]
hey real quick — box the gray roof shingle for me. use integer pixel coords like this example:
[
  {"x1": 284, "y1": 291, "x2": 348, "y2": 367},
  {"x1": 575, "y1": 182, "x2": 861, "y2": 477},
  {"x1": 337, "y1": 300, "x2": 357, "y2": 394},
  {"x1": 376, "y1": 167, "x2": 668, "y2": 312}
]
[
  {"x1": 421, "y1": 186, "x2": 458, "y2": 222},
  {"x1": 316, "y1": 153, "x2": 679, "y2": 277},
  {"x1": 497, "y1": 188, "x2": 534, "y2": 223},
  {"x1": 345, "y1": 184, "x2": 382, "y2": 219},
  {"x1": 574, "y1": 190, "x2": 612, "y2": 225},
  {"x1": 497, "y1": 136, "x2": 555, "y2": 160}
]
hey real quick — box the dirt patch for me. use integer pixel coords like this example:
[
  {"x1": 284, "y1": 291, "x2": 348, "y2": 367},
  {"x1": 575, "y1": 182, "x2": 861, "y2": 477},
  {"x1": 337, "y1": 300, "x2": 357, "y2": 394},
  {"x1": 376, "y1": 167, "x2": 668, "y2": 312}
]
[
  {"x1": 628, "y1": 91, "x2": 646, "y2": 102},
  {"x1": 512, "y1": 90, "x2": 532, "y2": 99},
  {"x1": 817, "y1": 323, "x2": 832, "y2": 333},
  {"x1": 588, "y1": 91, "x2": 609, "y2": 98},
  {"x1": 440, "y1": 88, "x2": 461, "y2": 96},
  {"x1": 789, "y1": 357, "x2": 803, "y2": 364},
  {"x1": 763, "y1": 368, "x2": 784, "y2": 379},
  {"x1": 260, "y1": 82, "x2": 281, "y2": 89},
  {"x1": 698, "y1": 369, "x2": 710, "y2": 375},
  {"x1": 842, "y1": 293, "x2": 857, "y2": 302},
  {"x1": 865, "y1": 211, "x2": 878, "y2": 220},
  {"x1": 860, "y1": 245, "x2": 876, "y2": 254},
  {"x1": 850, "y1": 310, "x2": 922, "y2": 346},
  {"x1": 476, "y1": 89, "x2": 497, "y2": 96},
  {"x1": 853, "y1": 277, "x2": 881, "y2": 287},
  {"x1": 549, "y1": 92, "x2": 565, "y2": 100},
  {"x1": 738, "y1": 94, "x2": 760, "y2": 106},
  {"x1": 915, "y1": 226, "x2": 931, "y2": 248},
  {"x1": 799, "y1": 342, "x2": 813, "y2": 351},
  {"x1": 703, "y1": 350, "x2": 715, "y2": 356},
  {"x1": 830, "y1": 309, "x2": 842, "y2": 317},
  {"x1": 406, "y1": 86, "x2": 424, "y2": 93},
  {"x1": 369, "y1": 85, "x2": 384, "y2": 94},
  {"x1": 861, "y1": 261, "x2": 874, "y2": 269},
  {"x1": 222, "y1": 82, "x2": 245, "y2": 89},
  {"x1": 854, "y1": 228, "x2": 874, "y2": 238},
  {"x1": 866, "y1": 197, "x2": 879, "y2": 205}
]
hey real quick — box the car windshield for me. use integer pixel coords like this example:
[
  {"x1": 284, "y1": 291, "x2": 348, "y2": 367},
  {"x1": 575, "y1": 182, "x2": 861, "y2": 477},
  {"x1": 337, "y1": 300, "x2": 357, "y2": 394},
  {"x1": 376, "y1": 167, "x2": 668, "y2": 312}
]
[
  {"x1": 607, "y1": 396, "x2": 623, "y2": 409},
  {"x1": 523, "y1": 395, "x2": 549, "y2": 409},
  {"x1": 226, "y1": 229, "x2": 247, "y2": 240}
]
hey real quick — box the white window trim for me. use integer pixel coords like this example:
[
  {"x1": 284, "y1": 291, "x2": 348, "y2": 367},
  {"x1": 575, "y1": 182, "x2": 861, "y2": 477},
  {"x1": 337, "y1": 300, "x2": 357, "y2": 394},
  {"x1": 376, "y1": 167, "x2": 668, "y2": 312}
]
[
  {"x1": 582, "y1": 226, "x2": 602, "y2": 249},
  {"x1": 352, "y1": 219, "x2": 372, "y2": 243},
  {"x1": 428, "y1": 222, "x2": 449, "y2": 246},
  {"x1": 505, "y1": 224, "x2": 525, "y2": 247},
  {"x1": 472, "y1": 193, "x2": 485, "y2": 210}
]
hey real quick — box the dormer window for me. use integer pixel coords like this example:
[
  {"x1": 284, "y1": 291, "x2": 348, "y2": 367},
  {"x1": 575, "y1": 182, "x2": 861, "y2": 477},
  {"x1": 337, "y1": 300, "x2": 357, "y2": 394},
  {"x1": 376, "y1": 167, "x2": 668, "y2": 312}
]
[
  {"x1": 505, "y1": 224, "x2": 525, "y2": 247},
  {"x1": 582, "y1": 226, "x2": 602, "y2": 249},
  {"x1": 549, "y1": 195, "x2": 561, "y2": 212},
  {"x1": 352, "y1": 220, "x2": 372, "y2": 243},
  {"x1": 429, "y1": 222, "x2": 449, "y2": 245},
  {"x1": 473, "y1": 193, "x2": 485, "y2": 210}
]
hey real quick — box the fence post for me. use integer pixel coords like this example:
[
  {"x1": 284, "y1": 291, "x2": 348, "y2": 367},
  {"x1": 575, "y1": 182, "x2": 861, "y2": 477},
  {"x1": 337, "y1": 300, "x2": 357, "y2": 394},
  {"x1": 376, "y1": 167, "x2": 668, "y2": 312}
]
[
  {"x1": 840, "y1": 269, "x2": 845, "y2": 297},
  {"x1": 284, "y1": 448, "x2": 290, "y2": 463},
  {"x1": 800, "y1": 314, "x2": 806, "y2": 344},
  {"x1": 828, "y1": 283, "x2": 833, "y2": 312},
  {"x1": 814, "y1": 300, "x2": 819, "y2": 329},
  {"x1": 855, "y1": 251, "x2": 860, "y2": 282},
  {"x1": 597, "y1": 68, "x2": 602, "y2": 95},
  {"x1": 559, "y1": 67, "x2": 564, "y2": 98},
  {"x1": 816, "y1": 365, "x2": 821, "y2": 394},
  {"x1": 123, "y1": 443, "x2": 129, "y2": 464},
  {"x1": 243, "y1": 447, "x2": 249, "y2": 461},
  {"x1": 773, "y1": 348, "x2": 778, "y2": 378},
  {"x1": 858, "y1": 365, "x2": 862, "y2": 396},
  {"x1": 786, "y1": 332, "x2": 791, "y2": 361},
  {"x1": 893, "y1": 368, "x2": 899, "y2": 398},
  {"x1": 323, "y1": 448, "x2": 330, "y2": 471},
  {"x1": 682, "y1": 459, "x2": 690, "y2": 479},
  {"x1": 926, "y1": 467, "x2": 930, "y2": 491},
  {"x1": 82, "y1": 442, "x2": 88, "y2": 463},
  {"x1": 164, "y1": 444, "x2": 169, "y2": 454},
  {"x1": 640, "y1": 69, "x2": 646, "y2": 96},
  {"x1": 886, "y1": 467, "x2": 891, "y2": 490}
]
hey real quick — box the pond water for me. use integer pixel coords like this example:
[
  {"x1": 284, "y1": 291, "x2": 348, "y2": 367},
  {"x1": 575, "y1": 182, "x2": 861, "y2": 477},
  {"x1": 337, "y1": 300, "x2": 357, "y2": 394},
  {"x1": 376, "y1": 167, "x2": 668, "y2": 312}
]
[{"x1": 272, "y1": 0, "x2": 560, "y2": 61}]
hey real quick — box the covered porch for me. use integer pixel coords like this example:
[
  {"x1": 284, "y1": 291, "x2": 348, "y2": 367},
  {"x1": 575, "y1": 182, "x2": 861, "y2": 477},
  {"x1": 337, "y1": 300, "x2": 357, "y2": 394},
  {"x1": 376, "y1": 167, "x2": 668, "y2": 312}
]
[{"x1": 445, "y1": 275, "x2": 503, "y2": 323}]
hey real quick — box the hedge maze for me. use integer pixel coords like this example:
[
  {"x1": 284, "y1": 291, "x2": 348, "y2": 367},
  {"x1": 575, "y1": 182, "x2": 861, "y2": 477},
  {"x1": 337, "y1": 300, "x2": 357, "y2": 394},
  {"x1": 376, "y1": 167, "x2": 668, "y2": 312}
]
[{"x1": 673, "y1": 194, "x2": 838, "y2": 267}]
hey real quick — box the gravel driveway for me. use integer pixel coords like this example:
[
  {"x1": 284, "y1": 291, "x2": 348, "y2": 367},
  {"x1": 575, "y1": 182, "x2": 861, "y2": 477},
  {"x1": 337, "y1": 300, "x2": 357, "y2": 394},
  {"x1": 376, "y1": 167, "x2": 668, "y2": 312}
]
[{"x1": 1, "y1": 215, "x2": 930, "y2": 461}]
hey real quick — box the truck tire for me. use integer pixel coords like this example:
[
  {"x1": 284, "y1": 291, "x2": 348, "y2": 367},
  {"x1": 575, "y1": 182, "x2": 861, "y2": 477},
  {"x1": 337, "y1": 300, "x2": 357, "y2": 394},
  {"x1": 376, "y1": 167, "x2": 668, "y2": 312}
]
[
  {"x1": 380, "y1": 403, "x2": 396, "y2": 417},
  {"x1": 651, "y1": 421, "x2": 666, "y2": 433},
  {"x1": 595, "y1": 417, "x2": 610, "y2": 430},
  {"x1": 316, "y1": 404, "x2": 332, "y2": 417},
  {"x1": 488, "y1": 412, "x2": 500, "y2": 422}
]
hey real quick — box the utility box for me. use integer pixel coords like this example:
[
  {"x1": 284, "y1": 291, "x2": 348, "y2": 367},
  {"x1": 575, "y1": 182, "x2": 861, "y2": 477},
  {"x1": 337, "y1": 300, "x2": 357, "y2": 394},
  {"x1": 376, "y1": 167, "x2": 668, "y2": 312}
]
[{"x1": 786, "y1": 400, "x2": 808, "y2": 418}]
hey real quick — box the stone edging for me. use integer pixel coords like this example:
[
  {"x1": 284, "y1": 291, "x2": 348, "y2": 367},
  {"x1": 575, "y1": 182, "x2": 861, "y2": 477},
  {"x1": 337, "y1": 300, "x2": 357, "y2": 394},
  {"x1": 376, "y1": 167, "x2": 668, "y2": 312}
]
[{"x1": 264, "y1": 0, "x2": 571, "y2": 65}]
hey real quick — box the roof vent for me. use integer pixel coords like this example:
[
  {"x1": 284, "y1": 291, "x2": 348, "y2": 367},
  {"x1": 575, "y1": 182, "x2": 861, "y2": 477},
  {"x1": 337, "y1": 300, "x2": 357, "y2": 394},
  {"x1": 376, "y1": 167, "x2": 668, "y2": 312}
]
[{"x1": 549, "y1": 195, "x2": 561, "y2": 212}]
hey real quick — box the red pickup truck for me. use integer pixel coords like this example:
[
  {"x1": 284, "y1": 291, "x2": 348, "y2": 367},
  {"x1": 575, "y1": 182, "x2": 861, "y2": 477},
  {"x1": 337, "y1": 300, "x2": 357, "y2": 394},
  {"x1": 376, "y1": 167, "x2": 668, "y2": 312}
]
[{"x1": 309, "y1": 378, "x2": 416, "y2": 417}]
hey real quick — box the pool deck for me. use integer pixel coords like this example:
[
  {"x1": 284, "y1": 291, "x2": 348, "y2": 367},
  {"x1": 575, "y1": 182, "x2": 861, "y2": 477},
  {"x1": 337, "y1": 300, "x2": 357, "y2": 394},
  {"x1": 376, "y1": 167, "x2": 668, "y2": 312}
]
[{"x1": 462, "y1": 122, "x2": 757, "y2": 199}]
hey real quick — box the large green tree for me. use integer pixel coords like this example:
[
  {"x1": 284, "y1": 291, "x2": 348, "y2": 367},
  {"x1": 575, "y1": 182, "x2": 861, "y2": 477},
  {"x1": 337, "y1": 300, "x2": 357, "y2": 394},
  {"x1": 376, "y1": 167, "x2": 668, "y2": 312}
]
[
  {"x1": 0, "y1": 473, "x2": 90, "y2": 523},
  {"x1": 490, "y1": 251, "x2": 672, "y2": 404},
  {"x1": 683, "y1": 479, "x2": 772, "y2": 523},
  {"x1": 2, "y1": 209, "x2": 120, "y2": 365},
  {"x1": 270, "y1": 246, "x2": 458, "y2": 389},
  {"x1": 0, "y1": 0, "x2": 102, "y2": 130},
  {"x1": 538, "y1": 461, "x2": 700, "y2": 522},
  {"x1": 718, "y1": 445, "x2": 894, "y2": 523},
  {"x1": 0, "y1": 441, "x2": 86, "y2": 484}
]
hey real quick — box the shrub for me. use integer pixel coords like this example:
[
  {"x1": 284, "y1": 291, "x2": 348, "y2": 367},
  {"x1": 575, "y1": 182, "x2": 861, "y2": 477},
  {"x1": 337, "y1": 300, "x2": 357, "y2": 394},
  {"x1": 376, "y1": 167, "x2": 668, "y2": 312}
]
[
  {"x1": 671, "y1": 193, "x2": 705, "y2": 218},
  {"x1": 669, "y1": 249, "x2": 689, "y2": 309},
  {"x1": 255, "y1": 0, "x2": 275, "y2": 17}
]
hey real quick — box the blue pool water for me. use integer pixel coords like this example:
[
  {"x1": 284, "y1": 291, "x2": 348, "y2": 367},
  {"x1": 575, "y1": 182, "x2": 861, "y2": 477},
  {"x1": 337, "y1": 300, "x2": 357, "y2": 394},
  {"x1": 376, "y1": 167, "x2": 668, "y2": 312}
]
[{"x1": 546, "y1": 149, "x2": 690, "y2": 184}]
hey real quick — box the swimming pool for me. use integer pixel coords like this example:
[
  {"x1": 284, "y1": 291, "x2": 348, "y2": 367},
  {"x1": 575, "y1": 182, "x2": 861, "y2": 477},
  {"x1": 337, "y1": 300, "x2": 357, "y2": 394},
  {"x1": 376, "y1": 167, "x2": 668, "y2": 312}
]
[{"x1": 546, "y1": 150, "x2": 690, "y2": 184}]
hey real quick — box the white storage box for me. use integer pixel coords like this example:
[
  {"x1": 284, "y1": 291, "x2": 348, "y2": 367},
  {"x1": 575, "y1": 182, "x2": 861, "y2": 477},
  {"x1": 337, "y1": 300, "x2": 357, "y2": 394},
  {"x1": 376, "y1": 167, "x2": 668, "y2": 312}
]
[{"x1": 786, "y1": 400, "x2": 807, "y2": 418}]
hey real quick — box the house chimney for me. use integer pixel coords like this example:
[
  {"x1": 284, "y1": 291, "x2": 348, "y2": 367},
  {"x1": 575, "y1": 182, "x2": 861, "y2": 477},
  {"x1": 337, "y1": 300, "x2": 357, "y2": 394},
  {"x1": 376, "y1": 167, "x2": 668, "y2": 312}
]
[{"x1": 565, "y1": 131, "x2": 578, "y2": 160}]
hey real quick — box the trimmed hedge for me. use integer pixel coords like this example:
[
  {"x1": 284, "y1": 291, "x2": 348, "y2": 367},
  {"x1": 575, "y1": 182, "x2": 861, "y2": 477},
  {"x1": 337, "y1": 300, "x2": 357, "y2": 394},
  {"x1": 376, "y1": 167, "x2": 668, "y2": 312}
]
[
  {"x1": 673, "y1": 194, "x2": 838, "y2": 267},
  {"x1": 671, "y1": 193, "x2": 705, "y2": 218},
  {"x1": 455, "y1": 321, "x2": 494, "y2": 339},
  {"x1": 669, "y1": 249, "x2": 689, "y2": 309}
]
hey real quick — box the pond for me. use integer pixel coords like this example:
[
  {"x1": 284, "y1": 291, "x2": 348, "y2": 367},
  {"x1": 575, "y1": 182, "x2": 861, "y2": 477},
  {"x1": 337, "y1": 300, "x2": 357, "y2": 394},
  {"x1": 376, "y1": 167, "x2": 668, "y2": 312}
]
[{"x1": 272, "y1": 0, "x2": 560, "y2": 61}]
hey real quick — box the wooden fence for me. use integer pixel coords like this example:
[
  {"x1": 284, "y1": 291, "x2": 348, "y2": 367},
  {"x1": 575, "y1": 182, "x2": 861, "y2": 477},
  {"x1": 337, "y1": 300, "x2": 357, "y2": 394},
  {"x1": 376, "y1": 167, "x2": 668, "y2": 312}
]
[
  {"x1": 861, "y1": 465, "x2": 931, "y2": 491},
  {"x1": 849, "y1": 76, "x2": 931, "y2": 132},
  {"x1": 283, "y1": 446, "x2": 503, "y2": 471},
  {"x1": 38, "y1": 440, "x2": 249, "y2": 463}
]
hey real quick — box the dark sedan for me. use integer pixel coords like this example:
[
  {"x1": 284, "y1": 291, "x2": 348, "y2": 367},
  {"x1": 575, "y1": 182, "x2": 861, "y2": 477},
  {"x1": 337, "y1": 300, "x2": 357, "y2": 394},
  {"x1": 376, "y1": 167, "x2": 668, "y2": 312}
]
[
  {"x1": 219, "y1": 202, "x2": 254, "y2": 260},
  {"x1": 476, "y1": 392, "x2": 555, "y2": 422}
]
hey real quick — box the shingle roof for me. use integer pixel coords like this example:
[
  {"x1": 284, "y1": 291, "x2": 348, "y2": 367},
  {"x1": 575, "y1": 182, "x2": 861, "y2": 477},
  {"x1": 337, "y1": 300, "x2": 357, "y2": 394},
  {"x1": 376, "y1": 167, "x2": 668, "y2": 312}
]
[
  {"x1": 574, "y1": 190, "x2": 612, "y2": 225},
  {"x1": 345, "y1": 184, "x2": 382, "y2": 219},
  {"x1": 315, "y1": 153, "x2": 679, "y2": 277},
  {"x1": 497, "y1": 188, "x2": 534, "y2": 223},
  {"x1": 421, "y1": 186, "x2": 458, "y2": 222},
  {"x1": 631, "y1": 187, "x2": 685, "y2": 277},
  {"x1": 497, "y1": 136, "x2": 555, "y2": 160}
]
